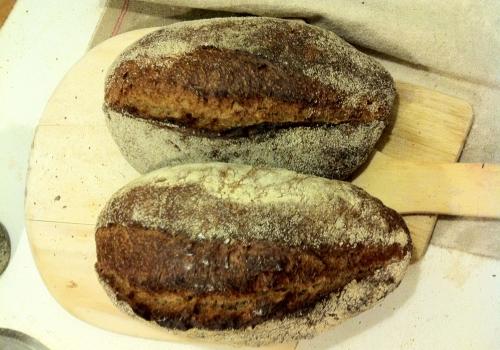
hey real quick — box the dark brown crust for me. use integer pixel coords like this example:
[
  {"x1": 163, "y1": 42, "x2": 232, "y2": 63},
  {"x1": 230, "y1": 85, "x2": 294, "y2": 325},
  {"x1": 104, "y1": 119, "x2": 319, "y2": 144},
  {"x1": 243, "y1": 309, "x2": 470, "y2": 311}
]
[
  {"x1": 104, "y1": 18, "x2": 395, "y2": 132},
  {"x1": 96, "y1": 224, "x2": 407, "y2": 330}
]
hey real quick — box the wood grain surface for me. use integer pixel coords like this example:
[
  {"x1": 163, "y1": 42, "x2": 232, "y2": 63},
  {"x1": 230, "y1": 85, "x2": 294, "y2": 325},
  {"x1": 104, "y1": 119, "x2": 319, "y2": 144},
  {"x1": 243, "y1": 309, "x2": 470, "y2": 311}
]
[
  {"x1": 0, "y1": 0, "x2": 15, "y2": 27},
  {"x1": 24, "y1": 28, "x2": 473, "y2": 347}
]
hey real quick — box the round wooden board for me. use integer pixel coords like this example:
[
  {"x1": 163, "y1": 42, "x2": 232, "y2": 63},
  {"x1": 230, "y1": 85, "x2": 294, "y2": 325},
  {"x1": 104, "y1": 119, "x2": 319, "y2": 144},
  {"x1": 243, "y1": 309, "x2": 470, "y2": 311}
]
[{"x1": 25, "y1": 28, "x2": 472, "y2": 347}]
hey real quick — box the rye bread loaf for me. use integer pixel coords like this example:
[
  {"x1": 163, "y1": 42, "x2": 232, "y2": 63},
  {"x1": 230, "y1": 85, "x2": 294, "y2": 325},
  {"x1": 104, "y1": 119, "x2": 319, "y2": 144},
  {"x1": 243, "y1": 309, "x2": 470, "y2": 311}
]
[
  {"x1": 104, "y1": 17, "x2": 396, "y2": 179},
  {"x1": 95, "y1": 163, "x2": 411, "y2": 345}
]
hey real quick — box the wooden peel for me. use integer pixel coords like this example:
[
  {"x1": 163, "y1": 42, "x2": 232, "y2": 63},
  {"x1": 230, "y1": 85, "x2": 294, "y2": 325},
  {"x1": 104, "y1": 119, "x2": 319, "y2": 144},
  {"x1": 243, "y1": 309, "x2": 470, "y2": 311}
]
[
  {"x1": 24, "y1": 28, "x2": 475, "y2": 346},
  {"x1": 353, "y1": 151, "x2": 500, "y2": 218}
]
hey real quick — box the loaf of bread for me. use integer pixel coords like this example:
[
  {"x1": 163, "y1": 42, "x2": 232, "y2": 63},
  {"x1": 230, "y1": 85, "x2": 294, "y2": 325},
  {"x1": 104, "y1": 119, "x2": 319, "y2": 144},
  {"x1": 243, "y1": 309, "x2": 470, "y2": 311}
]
[
  {"x1": 95, "y1": 163, "x2": 411, "y2": 345},
  {"x1": 104, "y1": 17, "x2": 396, "y2": 179}
]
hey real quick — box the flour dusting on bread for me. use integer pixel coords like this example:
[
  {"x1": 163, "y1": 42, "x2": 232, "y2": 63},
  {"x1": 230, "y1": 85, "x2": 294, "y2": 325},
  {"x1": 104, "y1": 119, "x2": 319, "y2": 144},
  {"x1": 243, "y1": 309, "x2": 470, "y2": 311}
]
[
  {"x1": 97, "y1": 162, "x2": 409, "y2": 249},
  {"x1": 106, "y1": 109, "x2": 386, "y2": 179}
]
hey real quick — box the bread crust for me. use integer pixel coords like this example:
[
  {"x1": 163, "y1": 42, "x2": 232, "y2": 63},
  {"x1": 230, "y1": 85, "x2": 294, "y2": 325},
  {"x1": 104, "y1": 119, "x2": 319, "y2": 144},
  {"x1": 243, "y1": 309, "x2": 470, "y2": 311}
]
[
  {"x1": 95, "y1": 163, "x2": 411, "y2": 345},
  {"x1": 106, "y1": 46, "x2": 390, "y2": 131},
  {"x1": 96, "y1": 225, "x2": 406, "y2": 330},
  {"x1": 105, "y1": 109, "x2": 386, "y2": 178},
  {"x1": 104, "y1": 17, "x2": 396, "y2": 178}
]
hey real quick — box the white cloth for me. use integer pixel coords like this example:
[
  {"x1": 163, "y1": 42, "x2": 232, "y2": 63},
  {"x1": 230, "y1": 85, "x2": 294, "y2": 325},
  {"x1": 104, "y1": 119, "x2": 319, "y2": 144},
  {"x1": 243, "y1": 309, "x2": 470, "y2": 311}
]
[{"x1": 151, "y1": 0, "x2": 500, "y2": 87}]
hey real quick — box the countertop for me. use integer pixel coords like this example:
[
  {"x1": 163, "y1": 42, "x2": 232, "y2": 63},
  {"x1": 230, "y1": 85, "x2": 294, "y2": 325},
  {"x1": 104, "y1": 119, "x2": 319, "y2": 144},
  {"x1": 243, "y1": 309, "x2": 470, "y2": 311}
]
[{"x1": 0, "y1": 1, "x2": 498, "y2": 349}]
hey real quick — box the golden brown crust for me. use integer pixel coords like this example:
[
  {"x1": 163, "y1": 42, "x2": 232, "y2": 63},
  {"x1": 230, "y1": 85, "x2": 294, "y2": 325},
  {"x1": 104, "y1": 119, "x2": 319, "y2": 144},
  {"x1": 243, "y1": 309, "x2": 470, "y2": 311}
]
[
  {"x1": 104, "y1": 17, "x2": 395, "y2": 132},
  {"x1": 105, "y1": 47, "x2": 388, "y2": 132},
  {"x1": 96, "y1": 224, "x2": 407, "y2": 330}
]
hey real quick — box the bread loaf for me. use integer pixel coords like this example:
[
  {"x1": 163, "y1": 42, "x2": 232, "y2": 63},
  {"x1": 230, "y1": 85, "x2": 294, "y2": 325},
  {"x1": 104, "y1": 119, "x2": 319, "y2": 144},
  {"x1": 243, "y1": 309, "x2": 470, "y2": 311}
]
[
  {"x1": 104, "y1": 17, "x2": 396, "y2": 179},
  {"x1": 95, "y1": 163, "x2": 411, "y2": 345}
]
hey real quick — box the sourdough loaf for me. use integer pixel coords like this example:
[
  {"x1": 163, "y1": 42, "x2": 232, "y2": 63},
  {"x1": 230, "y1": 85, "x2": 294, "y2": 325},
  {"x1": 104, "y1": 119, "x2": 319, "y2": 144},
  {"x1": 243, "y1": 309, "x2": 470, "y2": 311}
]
[
  {"x1": 95, "y1": 163, "x2": 411, "y2": 345},
  {"x1": 104, "y1": 17, "x2": 396, "y2": 179}
]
